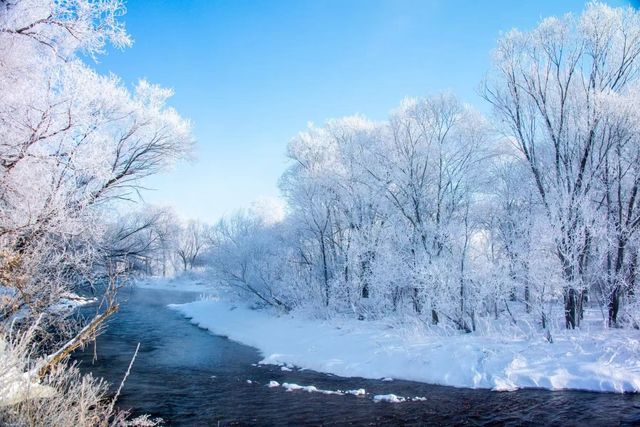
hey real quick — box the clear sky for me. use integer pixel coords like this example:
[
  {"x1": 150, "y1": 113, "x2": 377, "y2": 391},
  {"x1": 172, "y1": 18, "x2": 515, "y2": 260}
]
[{"x1": 94, "y1": 0, "x2": 634, "y2": 223}]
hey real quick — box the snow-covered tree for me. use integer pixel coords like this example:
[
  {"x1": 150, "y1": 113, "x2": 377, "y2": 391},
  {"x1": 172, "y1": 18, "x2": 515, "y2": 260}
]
[
  {"x1": 484, "y1": 2, "x2": 640, "y2": 328},
  {"x1": 0, "y1": 0, "x2": 191, "y2": 420},
  {"x1": 176, "y1": 220, "x2": 209, "y2": 271},
  {"x1": 0, "y1": 0, "x2": 192, "y2": 325},
  {"x1": 199, "y1": 2, "x2": 640, "y2": 339}
]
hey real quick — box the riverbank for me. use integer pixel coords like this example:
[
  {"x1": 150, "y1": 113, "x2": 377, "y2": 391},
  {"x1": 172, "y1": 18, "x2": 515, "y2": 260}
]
[{"x1": 171, "y1": 297, "x2": 640, "y2": 393}]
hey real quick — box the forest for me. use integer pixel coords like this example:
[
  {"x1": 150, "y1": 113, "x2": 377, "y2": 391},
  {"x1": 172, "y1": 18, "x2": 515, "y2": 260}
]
[
  {"x1": 1, "y1": 0, "x2": 640, "y2": 425},
  {"x1": 163, "y1": 2, "x2": 640, "y2": 335}
]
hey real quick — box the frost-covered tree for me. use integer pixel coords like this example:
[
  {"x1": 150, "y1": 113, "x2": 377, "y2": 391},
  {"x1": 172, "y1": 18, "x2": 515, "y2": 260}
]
[
  {"x1": 275, "y1": 94, "x2": 491, "y2": 327},
  {"x1": 373, "y1": 95, "x2": 490, "y2": 328},
  {"x1": 207, "y1": 211, "x2": 299, "y2": 311},
  {"x1": 176, "y1": 220, "x2": 209, "y2": 271},
  {"x1": 0, "y1": 0, "x2": 191, "y2": 419},
  {"x1": 484, "y1": 2, "x2": 640, "y2": 328},
  {"x1": 282, "y1": 116, "x2": 387, "y2": 311},
  {"x1": 104, "y1": 206, "x2": 181, "y2": 277},
  {"x1": 204, "y1": 2, "x2": 640, "y2": 337},
  {"x1": 0, "y1": 0, "x2": 192, "y2": 323}
]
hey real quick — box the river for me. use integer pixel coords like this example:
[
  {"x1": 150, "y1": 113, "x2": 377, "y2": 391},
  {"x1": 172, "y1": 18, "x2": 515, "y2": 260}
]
[{"x1": 72, "y1": 288, "x2": 640, "y2": 426}]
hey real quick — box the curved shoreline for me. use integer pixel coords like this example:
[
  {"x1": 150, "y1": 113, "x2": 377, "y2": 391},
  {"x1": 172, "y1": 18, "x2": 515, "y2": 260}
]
[{"x1": 171, "y1": 298, "x2": 640, "y2": 394}]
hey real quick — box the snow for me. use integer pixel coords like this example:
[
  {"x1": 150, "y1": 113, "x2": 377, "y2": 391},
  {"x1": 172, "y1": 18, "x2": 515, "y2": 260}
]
[
  {"x1": 371, "y1": 394, "x2": 427, "y2": 403},
  {"x1": 265, "y1": 379, "x2": 426, "y2": 403},
  {"x1": 49, "y1": 292, "x2": 96, "y2": 315},
  {"x1": 269, "y1": 381, "x2": 363, "y2": 397},
  {"x1": 1, "y1": 287, "x2": 95, "y2": 322},
  {"x1": 0, "y1": 288, "x2": 92, "y2": 407},
  {"x1": 266, "y1": 381, "x2": 422, "y2": 403},
  {"x1": 0, "y1": 340, "x2": 55, "y2": 407},
  {"x1": 373, "y1": 394, "x2": 405, "y2": 403},
  {"x1": 0, "y1": 369, "x2": 56, "y2": 407},
  {"x1": 280, "y1": 382, "x2": 346, "y2": 395},
  {"x1": 283, "y1": 383, "x2": 318, "y2": 393},
  {"x1": 171, "y1": 298, "x2": 640, "y2": 393},
  {"x1": 347, "y1": 388, "x2": 366, "y2": 396}
]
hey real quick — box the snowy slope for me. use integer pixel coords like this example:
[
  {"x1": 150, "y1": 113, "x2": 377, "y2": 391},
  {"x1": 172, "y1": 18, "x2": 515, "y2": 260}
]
[{"x1": 170, "y1": 299, "x2": 640, "y2": 393}]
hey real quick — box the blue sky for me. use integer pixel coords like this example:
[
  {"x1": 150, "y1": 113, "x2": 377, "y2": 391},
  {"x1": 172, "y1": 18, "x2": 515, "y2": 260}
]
[{"x1": 95, "y1": 0, "x2": 633, "y2": 222}]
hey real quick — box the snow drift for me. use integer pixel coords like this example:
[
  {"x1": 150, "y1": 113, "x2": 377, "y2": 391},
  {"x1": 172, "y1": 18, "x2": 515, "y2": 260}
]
[{"x1": 170, "y1": 299, "x2": 640, "y2": 393}]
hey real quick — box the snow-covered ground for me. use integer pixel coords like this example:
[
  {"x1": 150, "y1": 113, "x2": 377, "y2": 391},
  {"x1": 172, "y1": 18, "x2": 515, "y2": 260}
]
[
  {"x1": 49, "y1": 291, "x2": 97, "y2": 315},
  {"x1": 170, "y1": 297, "x2": 640, "y2": 393}
]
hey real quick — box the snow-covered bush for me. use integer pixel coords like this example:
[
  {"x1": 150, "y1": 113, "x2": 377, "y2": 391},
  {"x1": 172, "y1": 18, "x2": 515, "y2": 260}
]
[{"x1": 0, "y1": 324, "x2": 125, "y2": 426}]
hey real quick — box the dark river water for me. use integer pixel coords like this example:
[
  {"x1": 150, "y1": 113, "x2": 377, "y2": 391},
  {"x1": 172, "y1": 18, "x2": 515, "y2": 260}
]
[{"x1": 72, "y1": 288, "x2": 640, "y2": 426}]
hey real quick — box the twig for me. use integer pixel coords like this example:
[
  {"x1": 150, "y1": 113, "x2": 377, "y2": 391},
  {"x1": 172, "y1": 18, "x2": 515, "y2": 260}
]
[{"x1": 109, "y1": 342, "x2": 141, "y2": 426}]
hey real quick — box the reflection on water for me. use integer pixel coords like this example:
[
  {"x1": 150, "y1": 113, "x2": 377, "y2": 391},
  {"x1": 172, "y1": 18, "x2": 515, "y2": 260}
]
[{"x1": 73, "y1": 288, "x2": 640, "y2": 426}]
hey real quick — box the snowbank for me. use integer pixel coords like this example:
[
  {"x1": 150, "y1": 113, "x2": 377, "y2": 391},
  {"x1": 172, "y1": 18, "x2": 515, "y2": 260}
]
[
  {"x1": 0, "y1": 340, "x2": 55, "y2": 407},
  {"x1": 170, "y1": 299, "x2": 640, "y2": 393},
  {"x1": 0, "y1": 369, "x2": 55, "y2": 407}
]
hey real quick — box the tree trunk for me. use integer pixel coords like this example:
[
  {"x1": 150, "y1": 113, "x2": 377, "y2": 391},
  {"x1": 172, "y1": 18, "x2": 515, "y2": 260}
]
[
  {"x1": 629, "y1": 250, "x2": 638, "y2": 297},
  {"x1": 608, "y1": 285, "x2": 620, "y2": 327},
  {"x1": 320, "y1": 235, "x2": 330, "y2": 307},
  {"x1": 412, "y1": 287, "x2": 422, "y2": 314},
  {"x1": 431, "y1": 308, "x2": 439, "y2": 324},
  {"x1": 564, "y1": 287, "x2": 577, "y2": 329}
]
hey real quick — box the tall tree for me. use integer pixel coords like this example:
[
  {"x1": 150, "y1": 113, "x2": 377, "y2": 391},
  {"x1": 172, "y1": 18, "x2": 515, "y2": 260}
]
[{"x1": 484, "y1": 2, "x2": 640, "y2": 328}]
